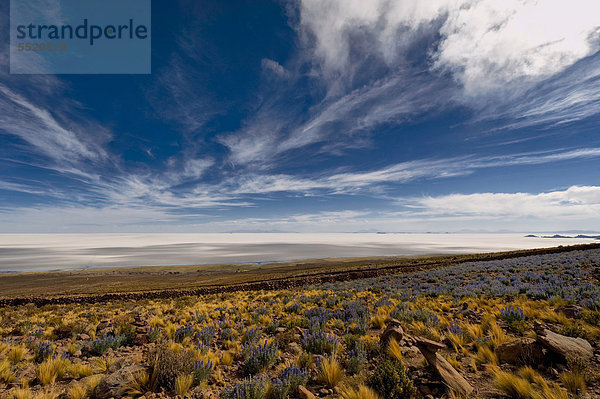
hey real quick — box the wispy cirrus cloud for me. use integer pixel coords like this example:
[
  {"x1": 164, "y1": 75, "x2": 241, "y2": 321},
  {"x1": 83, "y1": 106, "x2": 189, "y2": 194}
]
[
  {"x1": 219, "y1": 0, "x2": 600, "y2": 171},
  {"x1": 227, "y1": 147, "x2": 600, "y2": 196},
  {"x1": 2, "y1": 0, "x2": 599, "y2": 235},
  {"x1": 149, "y1": 53, "x2": 222, "y2": 134},
  {"x1": 3, "y1": 145, "x2": 600, "y2": 210},
  {"x1": 479, "y1": 53, "x2": 600, "y2": 131},
  {"x1": 0, "y1": 85, "x2": 109, "y2": 165},
  {"x1": 220, "y1": 70, "x2": 452, "y2": 167},
  {"x1": 3, "y1": 185, "x2": 600, "y2": 233}
]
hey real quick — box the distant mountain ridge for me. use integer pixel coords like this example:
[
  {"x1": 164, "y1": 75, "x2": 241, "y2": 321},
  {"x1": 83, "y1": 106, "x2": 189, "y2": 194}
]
[{"x1": 525, "y1": 234, "x2": 600, "y2": 240}]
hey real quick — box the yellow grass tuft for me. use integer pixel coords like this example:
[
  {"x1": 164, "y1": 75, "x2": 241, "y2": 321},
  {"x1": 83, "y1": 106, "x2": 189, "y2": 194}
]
[
  {"x1": 165, "y1": 323, "x2": 177, "y2": 340},
  {"x1": 8, "y1": 387, "x2": 33, "y2": 399},
  {"x1": 168, "y1": 341, "x2": 183, "y2": 353},
  {"x1": 196, "y1": 350, "x2": 219, "y2": 367},
  {"x1": 445, "y1": 354, "x2": 463, "y2": 370},
  {"x1": 33, "y1": 388, "x2": 60, "y2": 399},
  {"x1": 493, "y1": 368, "x2": 535, "y2": 398},
  {"x1": 474, "y1": 345, "x2": 498, "y2": 366},
  {"x1": 66, "y1": 382, "x2": 87, "y2": 399},
  {"x1": 0, "y1": 341, "x2": 8, "y2": 356},
  {"x1": 174, "y1": 373, "x2": 194, "y2": 396},
  {"x1": 462, "y1": 323, "x2": 484, "y2": 340},
  {"x1": 66, "y1": 344, "x2": 78, "y2": 356},
  {"x1": 469, "y1": 358, "x2": 478, "y2": 373},
  {"x1": 8, "y1": 344, "x2": 29, "y2": 364},
  {"x1": 85, "y1": 322, "x2": 98, "y2": 340},
  {"x1": 446, "y1": 332, "x2": 466, "y2": 353},
  {"x1": 67, "y1": 362, "x2": 93, "y2": 379},
  {"x1": 150, "y1": 315, "x2": 165, "y2": 327},
  {"x1": 317, "y1": 356, "x2": 344, "y2": 388},
  {"x1": 0, "y1": 359, "x2": 16, "y2": 383},
  {"x1": 448, "y1": 390, "x2": 469, "y2": 399},
  {"x1": 411, "y1": 321, "x2": 442, "y2": 342},
  {"x1": 489, "y1": 322, "x2": 510, "y2": 348},
  {"x1": 518, "y1": 366, "x2": 536, "y2": 383},
  {"x1": 386, "y1": 337, "x2": 403, "y2": 362},
  {"x1": 221, "y1": 352, "x2": 234, "y2": 366},
  {"x1": 480, "y1": 313, "x2": 496, "y2": 333},
  {"x1": 223, "y1": 339, "x2": 240, "y2": 351},
  {"x1": 36, "y1": 357, "x2": 69, "y2": 385},
  {"x1": 560, "y1": 371, "x2": 586, "y2": 395},
  {"x1": 83, "y1": 374, "x2": 104, "y2": 393},
  {"x1": 126, "y1": 370, "x2": 150, "y2": 397},
  {"x1": 91, "y1": 359, "x2": 105, "y2": 374},
  {"x1": 371, "y1": 314, "x2": 387, "y2": 330},
  {"x1": 493, "y1": 366, "x2": 570, "y2": 399},
  {"x1": 339, "y1": 384, "x2": 381, "y2": 399}
]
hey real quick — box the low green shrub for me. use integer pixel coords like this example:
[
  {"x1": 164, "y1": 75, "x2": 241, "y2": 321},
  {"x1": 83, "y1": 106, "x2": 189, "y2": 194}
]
[
  {"x1": 149, "y1": 344, "x2": 196, "y2": 390},
  {"x1": 367, "y1": 359, "x2": 415, "y2": 399}
]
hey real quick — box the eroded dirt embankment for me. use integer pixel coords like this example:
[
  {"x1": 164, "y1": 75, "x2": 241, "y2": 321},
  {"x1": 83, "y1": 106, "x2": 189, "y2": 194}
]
[{"x1": 1, "y1": 243, "x2": 599, "y2": 307}]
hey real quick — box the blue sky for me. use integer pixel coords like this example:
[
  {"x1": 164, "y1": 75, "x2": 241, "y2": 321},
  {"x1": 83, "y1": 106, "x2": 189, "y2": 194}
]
[{"x1": 1, "y1": 0, "x2": 600, "y2": 233}]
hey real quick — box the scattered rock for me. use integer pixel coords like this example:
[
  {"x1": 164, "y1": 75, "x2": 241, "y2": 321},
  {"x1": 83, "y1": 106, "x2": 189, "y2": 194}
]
[
  {"x1": 555, "y1": 305, "x2": 583, "y2": 319},
  {"x1": 534, "y1": 322, "x2": 593, "y2": 361},
  {"x1": 404, "y1": 345, "x2": 420, "y2": 355},
  {"x1": 133, "y1": 333, "x2": 149, "y2": 346},
  {"x1": 298, "y1": 385, "x2": 316, "y2": 399},
  {"x1": 380, "y1": 322, "x2": 404, "y2": 352},
  {"x1": 496, "y1": 338, "x2": 544, "y2": 365},
  {"x1": 387, "y1": 318, "x2": 403, "y2": 328},
  {"x1": 92, "y1": 364, "x2": 145, "y2": 399},
  {"x1": 319, "y1": 388, "x2": 329, "y2": 395},
  {"x1": 414, "y1": 336, "x2": 446, "y2": 352},
  {"x1": 77, "y1": 333, "x2": 91, "y2": 341},
  {"x1": 96, "y1": 320, "x2": 111, "y2": 331},
  {"x1": 537, "y1": 364, "x2": 545, "y2": 372},
  {"x1": 415, "y1": 337, "x2": 473, "y2": 397},
  {"x1": 108, "y1": 353, "x2": 143, "y2": 373},
  {"x1": 455, "y1": 308, "x2": 479, "y2": 322},
  {"x1": 420, "y1": 385, "x2": 432, "y2": 395},
  {"x1": 80, "y1": 373, "x2": 104, "y2": 387},
  {"x1": 97, "y1": 328, "x2": 113, "y2": 337},
  {"x1": 14, "y1": 363, "x2": 35, "y2": 382},
  {"x1": 288, "y1": 342, "x2": 302, "y2": 355}
]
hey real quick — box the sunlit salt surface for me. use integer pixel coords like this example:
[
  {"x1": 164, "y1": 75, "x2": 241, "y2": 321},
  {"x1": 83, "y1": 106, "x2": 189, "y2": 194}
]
[{"x1": 0, "y1": 233, "x2": 596, "y2": 272}]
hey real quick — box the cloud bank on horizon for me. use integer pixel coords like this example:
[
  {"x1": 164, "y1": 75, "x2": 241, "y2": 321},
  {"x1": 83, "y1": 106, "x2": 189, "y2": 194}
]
[{"x1": 1, "y1": 0, "x2": 600, "y2": 233}]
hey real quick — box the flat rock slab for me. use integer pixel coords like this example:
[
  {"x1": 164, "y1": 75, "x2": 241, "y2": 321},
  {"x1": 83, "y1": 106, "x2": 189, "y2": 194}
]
[
  {"x1": 535, "y1": 324, "x2": 593, "y2": 361},
  {"x1": 555, "y1": 305, "x2": 583, "y2": 319},
  {"x1": 298, "y1": 385, "x2": 316, "y2": 399},
  {"x1": 93, "y1": 364, "x2": 145, "y2": 399},
  {"x1": 496, "y1": 338, "x2": 544, "y2": 365},
  {"x1": 415, "y1": 337, "x2": 473, "y2": 396},
  {"x1": 415, "y1": 336, "x2": 446, "y2": 352}
]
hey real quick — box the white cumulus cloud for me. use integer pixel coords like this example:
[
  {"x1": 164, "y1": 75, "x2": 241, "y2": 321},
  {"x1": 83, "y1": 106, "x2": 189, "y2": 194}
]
[
  {"x1": 416, "y1": 186, "x2": 600, "y2": 219},
  {"x1": 300, "y1": 0, "x2": 600, "y2": 93}
]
